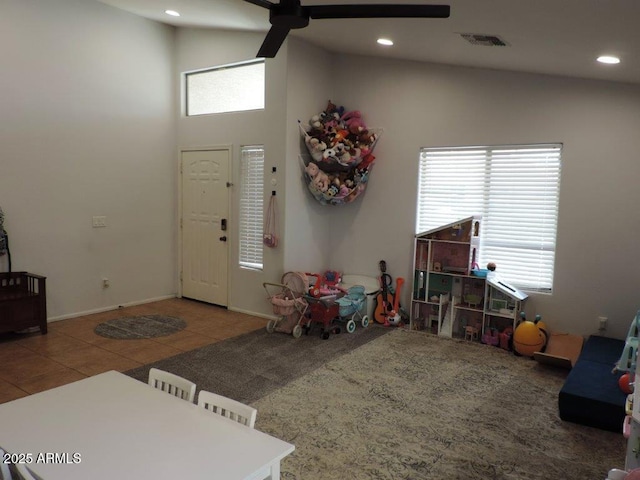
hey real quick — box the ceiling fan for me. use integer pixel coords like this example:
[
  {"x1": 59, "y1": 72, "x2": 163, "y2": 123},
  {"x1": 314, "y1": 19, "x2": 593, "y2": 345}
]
[{"x1": 244, "y1": 0, "x2": 450, "y2": 58}]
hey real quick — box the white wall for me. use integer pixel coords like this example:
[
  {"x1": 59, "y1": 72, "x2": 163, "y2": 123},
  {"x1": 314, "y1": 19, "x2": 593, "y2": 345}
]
[
  {"x1": 174, "y1": 28, "x2": 288, "y2": 316},
  {"x1": 5, "y1": 3, "x2": 639, "y2": 338},
  {"x1": 0, "y1": 0, "x2": 177, "y2": 319},
  {"x1": 283, "y1": 38, "x2": 334, "y2": 273},
  {"x1": 319, "y1": 55, "x2": 640, "y2": 338}
]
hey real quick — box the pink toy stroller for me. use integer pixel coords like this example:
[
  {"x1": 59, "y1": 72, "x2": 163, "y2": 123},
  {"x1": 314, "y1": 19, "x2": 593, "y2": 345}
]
[{"x1": 263, "y1": 272, "x2": 309, "y2": 338}]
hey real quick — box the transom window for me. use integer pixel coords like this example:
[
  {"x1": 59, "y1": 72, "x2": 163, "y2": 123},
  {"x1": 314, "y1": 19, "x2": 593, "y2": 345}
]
[
  {"x1": 416, "y1": 144, "x2": 562, "y2": 293},
  {"x1": 185, "y1": 60, "x2": 265, "y2": 116}
]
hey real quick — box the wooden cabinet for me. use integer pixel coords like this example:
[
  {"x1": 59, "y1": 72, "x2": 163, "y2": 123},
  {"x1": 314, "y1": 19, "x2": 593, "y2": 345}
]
[
  {"x1": 0, "y1": 272, "x2": 47, "y2": 335},
  {"x1": 410, "y1": 217, "x2": 527, "y2": 342}
]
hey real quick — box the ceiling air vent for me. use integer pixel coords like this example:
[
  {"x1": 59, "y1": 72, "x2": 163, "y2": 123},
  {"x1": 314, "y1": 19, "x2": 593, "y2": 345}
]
[{"x1": 460, "y1": 33, "x2": 509, "y2": 47}]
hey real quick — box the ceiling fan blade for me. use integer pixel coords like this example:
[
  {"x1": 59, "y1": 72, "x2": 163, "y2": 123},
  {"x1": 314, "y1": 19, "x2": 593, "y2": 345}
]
[
  {"x1": 244, "y1": 0, "x2": 275, "y2": 10},
  {"x1": 308, "y1": 4, "x2": 450, "y2": 19},
  {"x1": 257, "y1": 25, "x2": 291, "y2": 58}
]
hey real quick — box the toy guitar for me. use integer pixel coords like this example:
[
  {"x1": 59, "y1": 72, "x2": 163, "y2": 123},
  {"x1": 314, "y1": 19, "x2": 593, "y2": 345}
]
[
  {"x1": 374, "y1": 260, "x2": 394, "y2": 324},
  {"x1": 387, "y1": 277, "x2": 405, "y2": 326}
]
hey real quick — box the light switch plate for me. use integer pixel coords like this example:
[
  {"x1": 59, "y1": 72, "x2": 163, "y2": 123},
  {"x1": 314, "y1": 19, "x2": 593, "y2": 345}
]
[{"x1": 92, "y1": 216, "x2": 107, "y2": 228}]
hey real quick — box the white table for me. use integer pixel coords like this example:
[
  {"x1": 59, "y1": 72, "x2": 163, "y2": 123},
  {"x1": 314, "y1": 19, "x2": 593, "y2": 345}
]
[{"x1": 0, "y1": 370, "x2": 294, "y2": 480}]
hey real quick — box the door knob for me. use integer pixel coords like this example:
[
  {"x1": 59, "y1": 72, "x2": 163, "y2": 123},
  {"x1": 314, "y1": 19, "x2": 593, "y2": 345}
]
[{"x1": 219, "y1": 236, "x2": 227, "y2": 242}]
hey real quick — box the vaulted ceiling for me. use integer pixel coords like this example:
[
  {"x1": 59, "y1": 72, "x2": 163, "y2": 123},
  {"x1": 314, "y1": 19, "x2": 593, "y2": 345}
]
[{"x1": 96, "y1": 0, "x2": 640, "y2": 85}]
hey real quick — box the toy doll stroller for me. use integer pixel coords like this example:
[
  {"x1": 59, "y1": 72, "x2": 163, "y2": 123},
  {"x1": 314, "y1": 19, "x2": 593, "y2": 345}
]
[
  {"x1": 263, "y1": 271, "x2": 309, "y2": 339},
  {"x1": 304, "y1": 294, "x2": 343, "y2": 339},
  {"x1": 336, "y1": 285, "x2": 370, "y2": 333}
]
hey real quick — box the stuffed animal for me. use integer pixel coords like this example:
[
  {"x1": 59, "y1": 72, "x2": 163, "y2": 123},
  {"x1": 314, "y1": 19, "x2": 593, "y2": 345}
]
[
  {"x1": 309, "y1": 115, "x2": 323, "y2": 132},
  {"x1": 325, "y1": 100, "x2": 344, "y2": 119},
  {"x1": 336, "y1": 184, "x2": 350, "y2": 199},
  {"x1": 325, "y1": 184, "x2": 339, "y2": 197},
  {"x1": 357, "y1": 153, "x2": 376, "y2": 171},
  {"x1": 341, "y1": 110, "x2": 366, "y2": 134},
  {"x1": 322, "y1": 148, "x2": 337, "y2": 161},
  {"x1": 305, "y1": 162, "x2": 329, "y2": 192},
  {"x1": 306, "y1": 137, "x2": 326, "y2": 161},
  {"x1": 305, "y1": 161, "x2": 319, "y2": 177},
  {"x1": 313, "y1": 173, "x2": 329, "y2": 192}
]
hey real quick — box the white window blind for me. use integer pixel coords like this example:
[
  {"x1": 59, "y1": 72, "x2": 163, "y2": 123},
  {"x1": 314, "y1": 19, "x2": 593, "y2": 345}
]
[
  {"x1": 186, "y1": 60, "x2": 265, "y2": 116},
  {"x1": 239, "y1": 146, "x2": 264, "y2": 271},
  {"x1": 417, "y1": 144, "x2": 562, "y2": 292}
]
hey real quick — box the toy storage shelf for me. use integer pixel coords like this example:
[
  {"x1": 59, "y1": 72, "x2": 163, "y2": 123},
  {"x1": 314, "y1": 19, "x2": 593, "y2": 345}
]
[{"x1": 409, "y1": 216, "x2": 527, "y2": 343}]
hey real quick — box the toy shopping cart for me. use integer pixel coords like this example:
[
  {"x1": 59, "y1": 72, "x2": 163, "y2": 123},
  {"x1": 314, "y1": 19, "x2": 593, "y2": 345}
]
[
  {"x1": 263, "y1": 272, "x2": 309, "y2": 338},
  {"x1": 336, "y1": 285, "x2": 370, "y2": 333},
  {"x1": 304, "y1": 294, "x2": 343, "y2": 339}
]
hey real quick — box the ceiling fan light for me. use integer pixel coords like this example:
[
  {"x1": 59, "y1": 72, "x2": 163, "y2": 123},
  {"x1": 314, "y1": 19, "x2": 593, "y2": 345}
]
[
  {"x1": 165, "y1": 10, "x2": 181, "y2": 17},
  {"x1": 597, "y1": 55, "x2": 620, "y2": 65},
  {"x1": 377, "y1": 38, "x2": 393, "y2": 46}
]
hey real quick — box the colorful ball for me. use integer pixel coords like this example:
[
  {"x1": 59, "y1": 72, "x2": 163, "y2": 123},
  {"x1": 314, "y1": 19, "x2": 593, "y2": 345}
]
[
  {"x1": 619, "y1": 373, "x2": 634, "y2": 394},
  {"x1": 513, "y1": 321, "x2": 546, "y2": 357}
]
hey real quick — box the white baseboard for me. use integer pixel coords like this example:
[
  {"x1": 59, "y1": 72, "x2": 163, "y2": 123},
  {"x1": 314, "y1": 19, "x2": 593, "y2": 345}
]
[
  {"x1": 228, "y1": 306, "x2": 276, "y2": 321},
  {"x1": 47, "y1": 295, "x2": 177, "y2": 323}
]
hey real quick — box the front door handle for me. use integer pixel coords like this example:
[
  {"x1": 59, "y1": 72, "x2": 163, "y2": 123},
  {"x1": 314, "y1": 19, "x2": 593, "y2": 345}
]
[{"x1": 219, "y1": 236, "x2": 227, "y2": 242}]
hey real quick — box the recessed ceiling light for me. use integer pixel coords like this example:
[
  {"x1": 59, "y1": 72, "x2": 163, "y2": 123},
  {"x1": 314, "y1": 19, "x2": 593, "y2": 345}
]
[
  {"x1": 165, "y1": 10, "x2": 180, "y2": 17},
  {"x1": 377, "y1": 38, "x2": 393, "y2": 46},
  {"x1": 597, "y1": 55, "x2": 620, "y2": 65}
]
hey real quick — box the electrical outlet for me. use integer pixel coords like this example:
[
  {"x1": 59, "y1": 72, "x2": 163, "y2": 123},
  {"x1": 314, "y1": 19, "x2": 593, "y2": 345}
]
[
  {"x1": 598, "y1": 316, "x2": 608, "y2": 331},
  {"x1": 102, "y1": 278, "x2": 110, "y2": 289},
  {"x1": 92, "y1": 216, "x2": 107, "y2": 228}
]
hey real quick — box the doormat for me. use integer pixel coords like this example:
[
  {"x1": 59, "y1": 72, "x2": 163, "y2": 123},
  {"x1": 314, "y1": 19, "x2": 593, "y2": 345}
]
[{"x1": 94, "y1": 315, "x2": 186, "y2": 340}]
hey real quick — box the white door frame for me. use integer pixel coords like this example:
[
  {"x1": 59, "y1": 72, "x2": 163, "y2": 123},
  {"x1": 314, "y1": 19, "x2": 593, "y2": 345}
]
[{"x1": 178, "y1": 145, "x2": 233, "y2": 305}]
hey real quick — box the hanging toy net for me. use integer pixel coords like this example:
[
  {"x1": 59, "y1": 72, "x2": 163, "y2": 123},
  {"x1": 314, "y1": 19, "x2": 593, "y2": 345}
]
[{"x1": 299, "y1": 100, "x2": 381, "y2": 206}]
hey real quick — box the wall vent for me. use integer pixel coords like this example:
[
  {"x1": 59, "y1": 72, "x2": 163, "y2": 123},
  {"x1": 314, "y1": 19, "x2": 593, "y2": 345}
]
[{"x1": 460, "y1": 33, "x2": 509, "y2": 47}]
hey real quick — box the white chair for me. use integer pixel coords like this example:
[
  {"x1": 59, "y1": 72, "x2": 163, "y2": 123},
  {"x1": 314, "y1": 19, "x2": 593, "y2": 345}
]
[
  {"x1": 14, "y1": 464, "x2": 35, "y2": 480},
  {"x1": 197, "y1": 390, "x2": 257, "y2": 428},
  {"x1": 148, "y1": 368, "x2": 196, "y2": 403},
  {"x1": 0, "y1": 448, "x2": 12, "y2": 480}
]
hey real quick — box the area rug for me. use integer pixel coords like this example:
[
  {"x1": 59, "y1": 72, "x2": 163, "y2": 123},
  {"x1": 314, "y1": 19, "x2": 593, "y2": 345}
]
[
  {"x1": 125, "y1": 324, "x2": 390, "y2": 404},
  {"x1": 94, "y1": 315, "x2": 186, "y2": 339},
  {"x1": 253, "y1": 329, "x2": 626, "y2": 480}
]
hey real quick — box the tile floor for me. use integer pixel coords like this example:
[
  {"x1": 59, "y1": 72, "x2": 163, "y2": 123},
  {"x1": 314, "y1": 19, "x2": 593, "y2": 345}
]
[{"x1": 0, "y1": 297, "x2": 267, "y2": 404}]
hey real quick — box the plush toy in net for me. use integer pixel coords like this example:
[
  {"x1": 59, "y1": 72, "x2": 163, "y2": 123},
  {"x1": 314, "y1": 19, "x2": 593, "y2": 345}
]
[{"x1": 299, "y1": 100, "x2": 382, "y2": 206}]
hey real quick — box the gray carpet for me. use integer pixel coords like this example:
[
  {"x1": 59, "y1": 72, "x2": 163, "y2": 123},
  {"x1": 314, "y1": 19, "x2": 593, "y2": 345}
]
[
  {"x1": 95, "y1": 315, "x2": 186, "y2": 339},
  {"x1": 125, "y1": 323, "x2": 390, "y2": 404},
  {"x1": 125, "y1": 327, "x2": 625, "y2": 479},
  {"x1": 254, "y1": 329, "x2": 626, "y2": 479}
]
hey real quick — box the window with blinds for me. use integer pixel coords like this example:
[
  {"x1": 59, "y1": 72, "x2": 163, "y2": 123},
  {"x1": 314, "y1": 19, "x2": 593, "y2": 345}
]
[
  {"x1": 416, "y1": 144, "x2": 562, "y2": 293},
  {"x1": 239, "y1": 146, "x2": 265, "y2": 271}
]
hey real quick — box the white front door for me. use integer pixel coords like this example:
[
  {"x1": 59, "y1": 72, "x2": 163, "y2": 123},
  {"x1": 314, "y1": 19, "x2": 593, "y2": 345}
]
[{"x1": 181, "y1": 149, "x2": 230, "y2": 306}]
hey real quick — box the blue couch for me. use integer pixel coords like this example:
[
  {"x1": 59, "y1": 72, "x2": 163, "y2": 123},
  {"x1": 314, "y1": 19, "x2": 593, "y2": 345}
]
[{"x1": 558, "y1": 335, "x2": 627, "y2": 432}]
